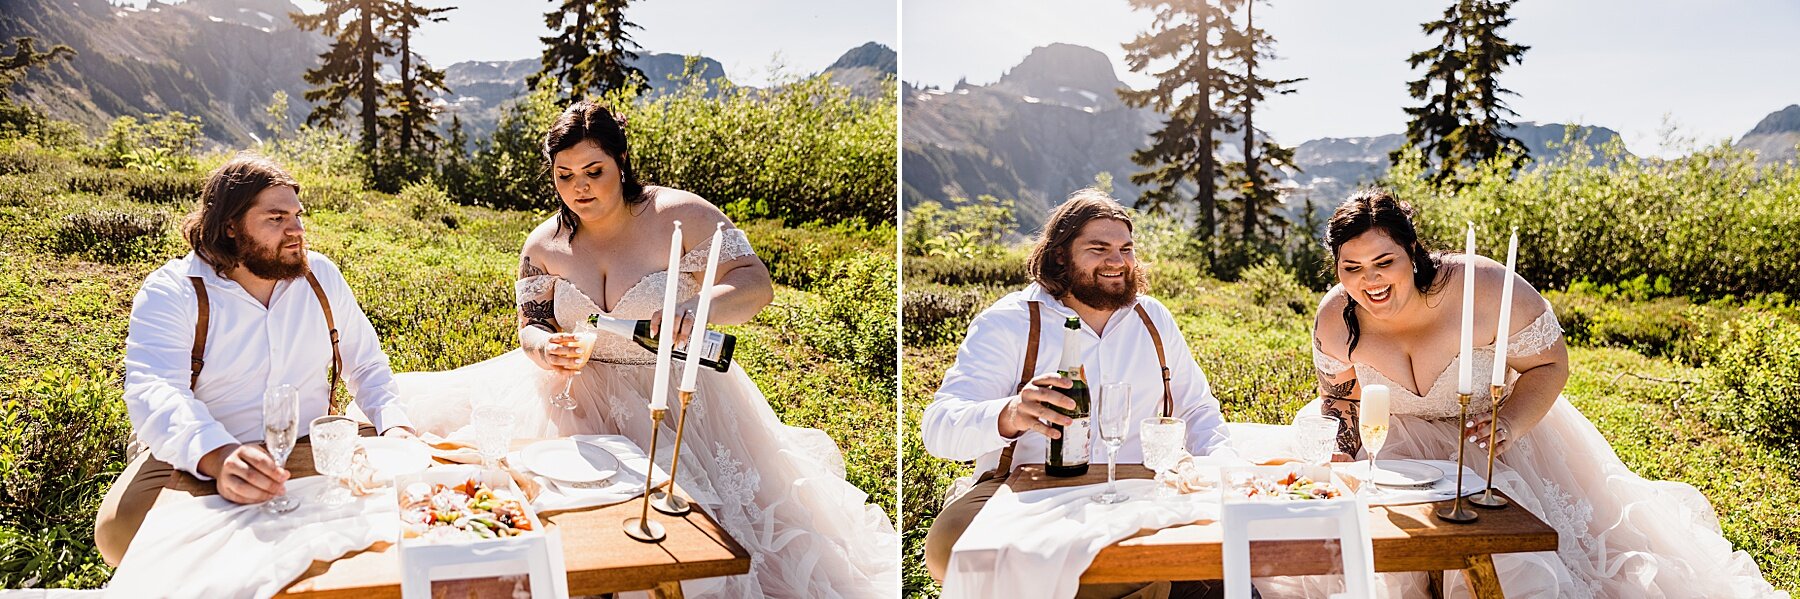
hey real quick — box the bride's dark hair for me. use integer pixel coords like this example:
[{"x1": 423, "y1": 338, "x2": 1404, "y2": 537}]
[
  {"x1": 1326, "y1": 187, "x2": 1442, "y2": 358},
  {"x1": 543, "y1": 100, "x2": 650, "y2": 235}
]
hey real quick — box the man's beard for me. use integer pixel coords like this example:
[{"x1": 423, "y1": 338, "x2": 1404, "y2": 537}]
[
  {"x1": 240, "y1": 235, "x2": 308, "y2": 280},
  {"x1": 1068, "y1": 263, "x2": 1141, "y2": 311}
]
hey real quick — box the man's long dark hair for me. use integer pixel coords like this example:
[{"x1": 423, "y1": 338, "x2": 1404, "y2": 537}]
[
  {"x1": 1325, "y1": 187, "x2": 1442, "y2": 358},
  {"x1": 182, "y1": 155, "x2": 301, "y2": 276},
  {"x1": 1026, "y1": 188, "x2": 1147, "y2": 297}
]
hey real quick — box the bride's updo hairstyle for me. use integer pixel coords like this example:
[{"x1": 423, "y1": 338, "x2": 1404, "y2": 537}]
[
  {"x1": 543, "y1": 100, "x2": 649, "y2": 235},
  {"x1": 1326, "y1": 187, "x2": 1442, "y2": 358}
]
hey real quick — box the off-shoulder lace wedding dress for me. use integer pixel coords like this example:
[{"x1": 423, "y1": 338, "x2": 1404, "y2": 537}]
[{"x1": 393, "y1": 228, "x2": 898, "y2": 598}]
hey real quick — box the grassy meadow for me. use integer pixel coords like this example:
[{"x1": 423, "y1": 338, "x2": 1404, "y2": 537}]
[
  {"x1": 0, "y1": 75, "x2": 898, "y2": 589},
  {"x1": 900, "y1": 146, "x2": 1800, "y2": 596}
]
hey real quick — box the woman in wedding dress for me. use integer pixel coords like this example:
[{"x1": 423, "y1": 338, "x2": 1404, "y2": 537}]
[
  {"x1": 394, "y1": 101, "x2": 897, "y2": 598},
  {"x1": 1301, "y1": 188, "x2": 1785, "y2": 598}
]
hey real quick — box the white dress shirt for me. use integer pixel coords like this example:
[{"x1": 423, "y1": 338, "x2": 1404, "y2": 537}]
[
  {"x1": 922, "y1": 284, "x2": 1233, "y2": 475},
  {"x1": 123, "y1": 251, "x2": 412, "y2": 478}
]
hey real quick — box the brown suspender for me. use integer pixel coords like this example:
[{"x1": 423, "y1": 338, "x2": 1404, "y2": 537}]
[
  {"x1": 990, "y1": 301, "x2": 1172, "y2": 479},
  {"x1": 187, "y1": 272, "x2": 343, "y2": 415}
]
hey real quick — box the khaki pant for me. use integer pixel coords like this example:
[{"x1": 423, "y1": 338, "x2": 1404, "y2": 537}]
[
  {"x1": 93, "y1": 451, "x2": 174, "y2": 567},
  {"x1": 924, "y1": 473, "x2": 1228, "y2": 599}
]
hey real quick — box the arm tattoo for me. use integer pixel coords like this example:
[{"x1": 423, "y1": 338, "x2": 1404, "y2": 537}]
[
  {"x1": 1323, "y1": 398, "x2": 1362, "y2": 457},
  {"x1": 519, "y1": 255, "x2": 548, "y2": 279},
  {"x1": 1319, "y1": 371, "x2": 1356, "y2": 398},
  {"x1": 520, "y1": 299, "x2": 557, "y2": 332}
]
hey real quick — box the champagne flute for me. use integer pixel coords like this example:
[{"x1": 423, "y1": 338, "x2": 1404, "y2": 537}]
[
  {"x1": 549, "y1": 326, "x2": 599, "y2": 410},
  {"x1": 310, "y1": 415, "x2": 357, "y2": 506},
  {"x1": 1360, "y1": 385, "x2": 1392, "y2": 496},
  {"x1": 262, "y1": 384, "x2": 300, "y2": 514},
  {"x1": 1092, "y1": 382, "x2": 1130, "y2": 505}
]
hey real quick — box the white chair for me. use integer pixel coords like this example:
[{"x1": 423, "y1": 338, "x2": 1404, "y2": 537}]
[{"x1": 1220, "y1": 494, "x2": 1375, "y2": 599}]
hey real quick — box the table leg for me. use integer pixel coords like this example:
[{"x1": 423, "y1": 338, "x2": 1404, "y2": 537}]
[
  {"x1": 650, "y1": 580, "x2": 686, "y2": 599},
  {"x1": 1427, "y1": 570, "x2": 1445, "y2": 599},
  {"x1": 1463, "y1": 554, "x2": 1504, "y2": 599}
]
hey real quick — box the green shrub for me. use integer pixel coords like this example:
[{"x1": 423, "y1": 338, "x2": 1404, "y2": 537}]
[
  {"x1": 788, "y1": 252, "x2": 897, "y2": 381},
  {"x1": 400, "y1": 179, "x2": 458, "y2": 229},
  {"x1": 741, "y1": 219, "x2": 891, "y2": 290},
  {"x1": 1235, "y1": 257, "x2": 1313, "y2": 316},
  {"x1": 54, "y1": 210, "x2": 169, "y2": 263},
  {"x1": 0, "y1": 366, "x2": 132, "y2": 589},
  {"x1": 1699, "y1": 312, "x2": 1800, "y2": 447},
  {"x1": 902, "y1": 284, "x2": 997, "y2": 347},
  {"x1": 903, "y1": 253, "x2": 1028, "y2": 288},
  {"x1": 96, "y1": 112, "x2": 203, "y2": 173},
  {"x1": 0, "y1": 172, "x2": 61, "y2": 207},
  {"x1": 903, "y1": 197, "x2": 1016, "y2": 258}
]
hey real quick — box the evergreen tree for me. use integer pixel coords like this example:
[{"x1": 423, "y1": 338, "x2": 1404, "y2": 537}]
[
  {"x1": 293, "y1": 0, "x2": 396, "y2": 181},
  {"x1": 384, "y1": 0, "x2": 454, "y2": 183},
  {"x1": 1220, "y1": 0, "x2": 1302, "y2": 244},
  {"x1": 0, "y1": 37, "x2": 74, "y2": 96},
  {"x1": 1394, "y1": 0, "x2": 1530, "y2": 181},
  {"x1": 1120, "y1": 0, "x2": 1239, "y2": 242},
  {"x1": 530, "y1": 0, "x2": 645, "y2": 98}
]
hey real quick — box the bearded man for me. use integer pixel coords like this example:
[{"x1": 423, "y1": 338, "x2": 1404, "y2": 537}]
[
  {"x1": 919, "y1": 189, "x2": 1236, "y2": 599},
  {"x1": 93, "y1": 155, "x2": 415, "y2": 566}
]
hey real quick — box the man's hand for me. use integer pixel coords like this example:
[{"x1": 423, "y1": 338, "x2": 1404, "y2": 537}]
[
  {"x1": 997, "y1": 373, "x2": 1078, "y2": 439},
  {"x1": 201, "y1": 443, "x2": 290, "y2": 505}
]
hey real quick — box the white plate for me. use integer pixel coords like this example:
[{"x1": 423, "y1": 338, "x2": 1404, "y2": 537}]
[
  {"x1": 359, "y1": 437, "x2": 433, "y2": 481},
  {"x1": 521, "y1": 439, "x2": 621, "y2": 483},
  {"x1": 1372, "y1": 459, "x2": 1444, "y2": 487}
]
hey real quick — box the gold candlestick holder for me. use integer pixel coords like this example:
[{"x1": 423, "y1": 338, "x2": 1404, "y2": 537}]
[
  {"x1": 651, "y1": 389, "x2": 694, "y2": 516},
  {"x1": 1435, "y1": 392, "x2": 1480, "y2": 523},
  {"x1": 1469, "y1": 385, "x2": 1510, "y2": 509},
  {"x1": 624, "y1": 407, "x2": 670, "y2": 542}
]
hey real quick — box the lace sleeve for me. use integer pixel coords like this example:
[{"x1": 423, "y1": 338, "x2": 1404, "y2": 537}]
[
  {"x1": 679, "y1": 227, "x2": 755, "y2": 273},
  {"x1": 1507, "y1": 304, "x2": 1565, "y2": 357},
  {"x1": 514, "y1": 275, "x2": 556, "y2": 307},
  {"x1": 1313, "y1": 344, "x2": 1352, "y2": 375}
]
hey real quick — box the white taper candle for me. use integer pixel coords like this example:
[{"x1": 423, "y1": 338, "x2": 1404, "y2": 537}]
[
  {"x1": 679, "y1": 223, "x2": 726, "y2": 392},
  {"x1": 651, "y1": 222, "x2": 683, "y2": 410},
  {"x1": 1459, "y1": 223, "x2": 1476, "y2": 396},
  {"x1": 1491, "y1": 228, "x2": 1519, "y2": 388}
]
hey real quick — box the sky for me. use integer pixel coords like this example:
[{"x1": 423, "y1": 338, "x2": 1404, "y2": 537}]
[
  {"x1": 277, "y1": 0, "x2": 898, "y2": 88},
  {"x1": 903, "y1": 0, "x2": 1800, "y2": 158}
]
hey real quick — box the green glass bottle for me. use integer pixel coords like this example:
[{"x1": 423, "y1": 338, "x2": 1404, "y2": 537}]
[
  {"x1": 587, "y1": 313, "x2": 736, "y2": 373},
  {"x1": 1046, "y1": 316, "x2": 1091, "y2": 477}
]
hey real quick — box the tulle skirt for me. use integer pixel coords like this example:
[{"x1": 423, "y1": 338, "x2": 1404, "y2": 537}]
[
  {"x1": 393, "y1": 349, "x2": 899, "y2": 598},
  {"x1": 1263, "y1": 397, "x2": 1787, "y2": 598}
]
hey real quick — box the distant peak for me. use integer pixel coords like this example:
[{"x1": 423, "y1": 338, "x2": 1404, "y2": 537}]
[
  {"x1": 827, "y1": 42, "x2": 896, "y2": 74},
  {"x1": 999, "y1": 43, "x2": 1122, "y2": 96},
  {"x1": 1745, "y1": 104, "x2": 1800, "y2": 136}
]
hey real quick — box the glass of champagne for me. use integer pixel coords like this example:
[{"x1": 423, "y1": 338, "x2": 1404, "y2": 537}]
[
  {"x1": 471, "y1": 404, "x2": 515, "y2": 468},
  {"x1": 1360, "y1": 387, "x2": 1392, "y2": 496},
  {"x1": 1092, "y1": 383, "x2": 1130, "y2": 505},
  {"x1": 262, "y1": 384, "x2": 300, "y2": 514},
  {"x1": 309, "y1": 415, "x2": 358, "y2": 506},
  {"x1": 549, "y1": 325, "x2": 599, "y2": 410}
]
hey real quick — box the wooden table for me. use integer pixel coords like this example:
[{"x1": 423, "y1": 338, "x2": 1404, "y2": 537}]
[
  {"x1": 155, "y1": 437, "x2": 751, "y2": 598},
  {"x1": 1006, "y1": 464, "x2": 1558, "y2": 599}
]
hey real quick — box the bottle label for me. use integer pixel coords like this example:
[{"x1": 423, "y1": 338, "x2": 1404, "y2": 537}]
[
  {"x1": 1058, "y1": 416, "x2": 1091, "y2": 465},
  {"x1": 694, "y1": 332, "x2": 725, "y2": 362}
]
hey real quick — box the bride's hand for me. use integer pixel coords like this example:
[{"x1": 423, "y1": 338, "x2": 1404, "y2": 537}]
[
  {"x1": 541, "y1": 333, "x2": 586, "y2": 374},
  {"x1": 1466, "y1": 413, "x2": 1518, "y2": 456},
  {"x1": 648, "y1": 304, "x2": 697, "y2": 351}
]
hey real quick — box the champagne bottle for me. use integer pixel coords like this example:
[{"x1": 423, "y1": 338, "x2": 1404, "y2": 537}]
[
  {"x1": 586, "y1": 313, "x2": 736, "y2": 373},
  {"x1": 1046, "y1": 316, "x2": 1091, "y2": 477}
]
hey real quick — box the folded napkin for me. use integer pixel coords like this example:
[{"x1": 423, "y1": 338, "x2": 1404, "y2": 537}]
[
  {"x1": 944, "y1": 479, "x2": 1219, "y2": 599},
  {"x1": 1339, "y1": 459, "x2": 1487, "y2": 507},
  {"x1": 106, "y1": 477, "x2": 397, "y2": 599},
  {"x1": 511, "y1": 434, "x2": 670, "y2": 513}
]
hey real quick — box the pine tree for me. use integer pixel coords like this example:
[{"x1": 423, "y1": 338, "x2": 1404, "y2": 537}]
[
  {"x1": 0, "y1": 37, "x2": 75, "y2": 96},
  {"x1": 1394, "y1": 0, "x2": 1530, "y2": 181},
  {"x1": 530, "y1": 0, "x2": 645, "y2": 98},
  {"x1": 293, "y1": 0, "x2": 396, "y2": 181},
  {"x1": 1120, "y1": 0, "x2": 1239, "y2": 242},
  {"x1": 1220, "y1": 0, "x2": 1302, "y2": 244},
  {"x1": 384, "y1": 0, "x2": 454, "y2": 183}
]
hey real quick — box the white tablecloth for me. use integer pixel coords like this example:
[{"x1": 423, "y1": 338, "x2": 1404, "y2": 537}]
[{"x1": 106, "y1": 477, "x2": 397, "y2": 599}]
